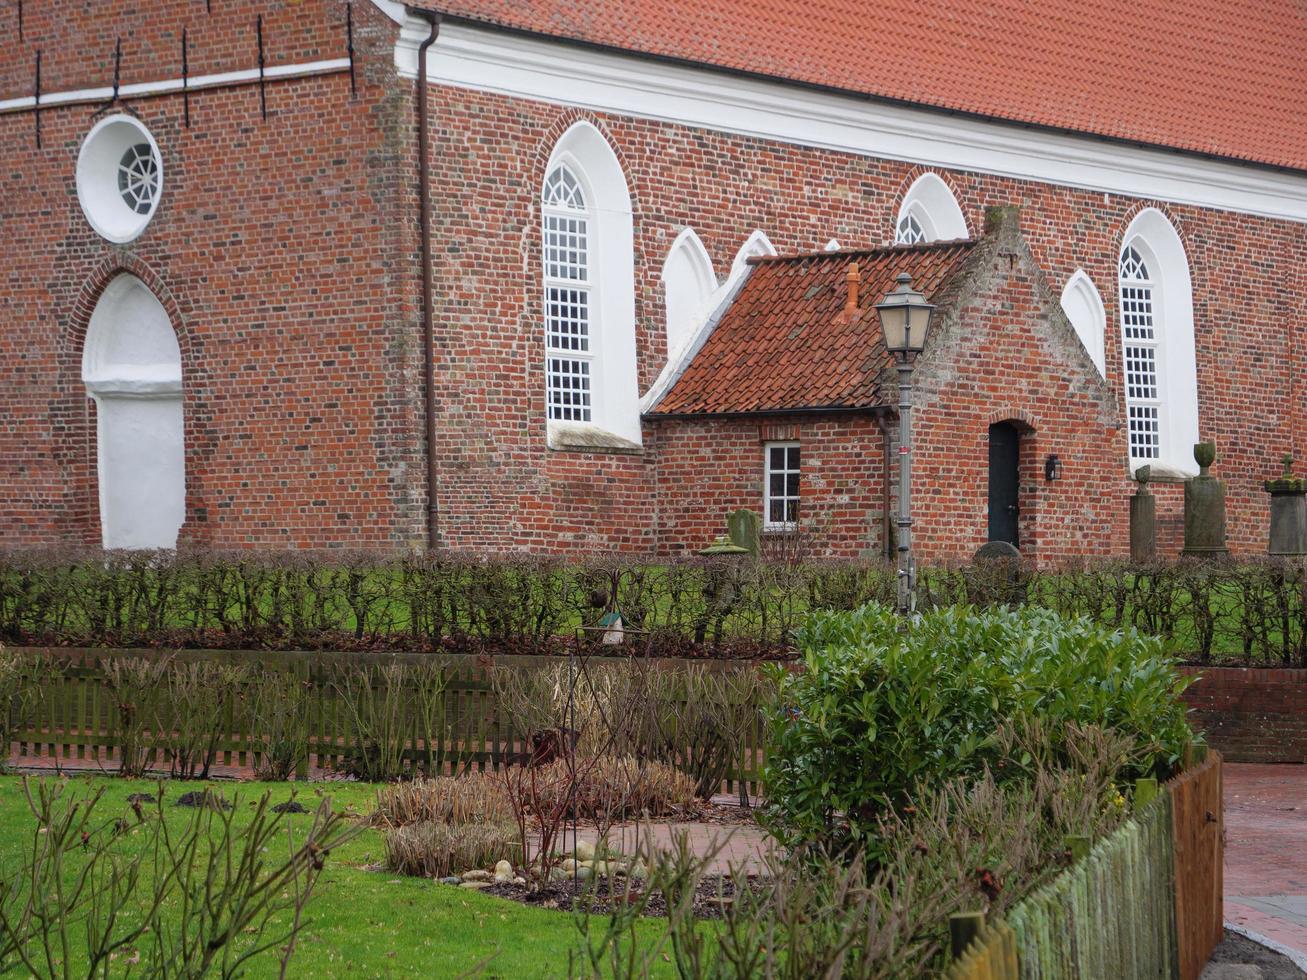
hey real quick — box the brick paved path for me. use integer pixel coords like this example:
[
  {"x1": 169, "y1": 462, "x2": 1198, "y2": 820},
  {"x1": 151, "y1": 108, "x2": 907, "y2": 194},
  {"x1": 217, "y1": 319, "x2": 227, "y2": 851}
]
[{"x1": 1223, "y1": 763, "x2": 1307, "y2": 964}]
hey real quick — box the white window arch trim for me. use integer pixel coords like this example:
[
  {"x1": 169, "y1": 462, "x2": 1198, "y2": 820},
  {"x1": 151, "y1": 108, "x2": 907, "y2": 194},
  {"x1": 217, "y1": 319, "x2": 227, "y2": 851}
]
[
  {"x1": 660, "y1": 226, "x2": 717, "y2": 361},
  {"x1": 541, "y1": 122, "x2": 640, "y2": 449},
  {"x1": 1059, "y1": 269, "x2": 1107, "y2": 377},
  {"x1": 1117, "y1": 208, "x2": 1200, "y2": 478},
  {"x1": 894, "y1": 172, "x2": 968, "y2": 244}
]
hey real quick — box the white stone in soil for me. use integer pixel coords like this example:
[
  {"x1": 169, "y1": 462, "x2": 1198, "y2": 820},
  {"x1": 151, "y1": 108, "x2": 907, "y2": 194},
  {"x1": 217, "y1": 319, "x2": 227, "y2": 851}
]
[
  {"x1": 461, "y1": 869, "x2": 493, "y2": 882},
  {"x1": 574, "y1": 840, "x2": 596, "y2": 862},
  {"x1": 459, "y1": 881, "x2": 493, "y2": 889}
]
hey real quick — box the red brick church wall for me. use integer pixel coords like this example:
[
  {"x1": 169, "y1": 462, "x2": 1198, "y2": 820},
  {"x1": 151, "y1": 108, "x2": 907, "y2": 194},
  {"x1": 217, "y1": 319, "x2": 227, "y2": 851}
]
[
  {"x1": 4, "y1": 9, "x2": 1304, "y2": 557},
  {"x1": 0, "y1": 0, "x2": 424, "y2": 548}
]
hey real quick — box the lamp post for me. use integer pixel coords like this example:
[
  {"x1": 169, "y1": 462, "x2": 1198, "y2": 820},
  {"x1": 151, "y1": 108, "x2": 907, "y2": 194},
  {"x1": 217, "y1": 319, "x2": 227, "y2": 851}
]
[{"x1": 875, "y1": 273, "x2": 936, "y2": 615}]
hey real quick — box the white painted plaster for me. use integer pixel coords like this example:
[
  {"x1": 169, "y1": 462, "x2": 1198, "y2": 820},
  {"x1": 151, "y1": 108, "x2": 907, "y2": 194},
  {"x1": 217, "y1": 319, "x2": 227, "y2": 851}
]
[
  {"x1": 896, "y1": 172, "x2": 969, "y2": 242},
  {"x1": 660, "y1": 227, "x2": 717, "y2": 359},
  {"x1": 83, "y1": 275, "x2": 185, "y2": 550},
  {"x1": 398, "y1": 20, "x2": 1307, "y2": 224},
  {"x1": 1060, "y1": 269, "x2": 1107, "y2": 376},
  {"x1": 77, "y1": 115, "x2": 163, "y2": 244}
]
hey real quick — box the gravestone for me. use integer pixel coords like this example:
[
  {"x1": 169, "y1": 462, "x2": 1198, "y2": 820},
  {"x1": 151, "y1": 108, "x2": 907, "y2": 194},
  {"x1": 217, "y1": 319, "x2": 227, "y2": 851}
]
[
  {"x1": 1266, "y1": 455, "x2": 1307, "y2": 556},
  {"x1": 1183, "y1": 442, "x2": 1228, "y2": 556},
  {"x1": 1130, "y1": 465, "x2": 1157, "y2": 562},
  {"x1": 727, "y1": 509, "x2": 761, "y2": 557},
  {"x1": 970, "y1": 540, "x2": 1026, "y2": 605}
]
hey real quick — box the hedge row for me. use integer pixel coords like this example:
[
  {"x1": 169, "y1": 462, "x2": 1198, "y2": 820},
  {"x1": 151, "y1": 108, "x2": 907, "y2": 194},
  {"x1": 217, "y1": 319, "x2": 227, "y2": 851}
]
[{"x1": 0, "y1": 549, "x2": 1304, "y2": 664}]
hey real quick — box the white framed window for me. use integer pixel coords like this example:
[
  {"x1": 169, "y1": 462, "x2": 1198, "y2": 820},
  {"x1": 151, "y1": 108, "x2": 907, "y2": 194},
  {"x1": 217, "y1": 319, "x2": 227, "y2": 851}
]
[
  {"x1": 764, "y1": 442, "x2": 801, "y2": 528},
  {"x1": 540, "y1": 122, "x2": 640, "y2": 449},
  {"x1": 543, "y1": 164, "x2": 594, "y2": 423},
  {"x1": 1119, "y1": 246, "x2": 1160, "y2": 460},
  {"x1": 894, "y1": 173, "x2": 968, "y2": 244},
  {"x1": 1117, "y1": 208, "x2": 1200, "y2": 477}
]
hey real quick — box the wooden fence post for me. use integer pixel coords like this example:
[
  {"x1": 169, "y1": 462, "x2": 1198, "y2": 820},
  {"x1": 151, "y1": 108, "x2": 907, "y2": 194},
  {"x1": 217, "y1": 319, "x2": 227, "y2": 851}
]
[{"x1": 950, "y1": 911, "x2": 986, "y2": 961}]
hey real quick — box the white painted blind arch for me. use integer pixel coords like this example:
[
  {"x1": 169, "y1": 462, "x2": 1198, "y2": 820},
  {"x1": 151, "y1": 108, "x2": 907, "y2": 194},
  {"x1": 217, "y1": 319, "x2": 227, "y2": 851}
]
[
  {"x1": 729, "y1": 229, "x2": 776, "y2": 282},
  {"x1": 1060, "y1": 269, "x2": 1107, "y2": 377},
  {"x1": 660, "y1": 227, "x2": 716, "y2": 359},
  {"x1": 894, "y1": 172, "x2": 969, "y2": 244},
  {"x1": 541, "y1": 122, "x2": 640, "y2": 448},
  {"x1": 1117, "y1": 209, "x2": 1200, "y2": 477},
  {"x1": 81, "y1": 274, "x2": 185, "y2": 549}
]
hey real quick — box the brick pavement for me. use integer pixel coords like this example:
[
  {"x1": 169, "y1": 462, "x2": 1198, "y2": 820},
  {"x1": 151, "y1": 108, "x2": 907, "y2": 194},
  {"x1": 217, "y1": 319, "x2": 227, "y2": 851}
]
[{"x1": 1224, "y1": 763, "x2": 1307, "y2": 965}]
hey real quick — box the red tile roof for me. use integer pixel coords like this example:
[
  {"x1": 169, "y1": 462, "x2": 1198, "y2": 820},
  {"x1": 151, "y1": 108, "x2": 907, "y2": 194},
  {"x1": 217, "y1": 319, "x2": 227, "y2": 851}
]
[
  {"x1": 649, "y1": 241, "x2": 975, "y2": 417},
  {"x1": 415, "y1": 0, "x2": 1307, "y2": 172}
]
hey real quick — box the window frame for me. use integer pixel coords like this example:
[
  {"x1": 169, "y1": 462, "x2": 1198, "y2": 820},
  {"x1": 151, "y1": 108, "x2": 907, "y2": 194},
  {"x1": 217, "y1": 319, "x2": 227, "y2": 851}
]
[
  {"x1": 763, "y1": 441, "x2": 801, "y2": 530},
  {"x1": 1118, "y1": 243, "x2": 1164, "y2": 465},
  {"x1": 542, "y1": 161, "x2": 597, "y2": 425}
]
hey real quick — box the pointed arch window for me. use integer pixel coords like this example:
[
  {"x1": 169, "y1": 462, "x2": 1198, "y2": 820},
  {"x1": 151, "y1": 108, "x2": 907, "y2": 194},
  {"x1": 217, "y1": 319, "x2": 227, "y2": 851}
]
[
  {"x1": 895, "y1": 211, "x2": 927, "y2": 245},
  {"x1": 543, "y1": 164, "x2": 593, "y2": 423},
  {"x1": 894, "y1": 173, "x2": 968, "y2": 244},
  {"x1": 1119, "y1": 246, "x2": 1161, "y2": 460},
  {"x1": 1116, "y1": 208, "x2": 1200, "y2": 477},
  {"x1": 540, "y1": 122, "x2": 641, "y2": 450}
]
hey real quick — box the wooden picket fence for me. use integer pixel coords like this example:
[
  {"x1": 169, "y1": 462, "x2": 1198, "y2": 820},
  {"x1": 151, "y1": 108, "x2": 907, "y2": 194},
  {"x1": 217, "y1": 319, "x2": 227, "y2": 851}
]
[
  {"x1": 7, "y1": 648, "x2": 768, "y2": 796},
  {"x1": 947, "y1": 751, "x2": 1224, "y2": 980}
]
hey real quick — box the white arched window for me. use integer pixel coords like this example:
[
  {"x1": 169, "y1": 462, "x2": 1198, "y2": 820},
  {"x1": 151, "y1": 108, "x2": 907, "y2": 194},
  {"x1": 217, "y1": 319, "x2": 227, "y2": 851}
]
[
  {"x1": 541, "y1": 123, "x2": 639, "y2": 448},
  {"x1": 1060, "y1": 269, "x2": 1107, "y2": 376},
  {"x1": 82, "y1": 274, "x2": 185, "y2": 549},
  {"x1": 894, "y1": 173, "x2": 969, "y2": 244},
  {"x1": 660, "y1": 227, "x2": 716, "y2": 359},
  {"x1": 1118, "y1": 209, "x2": 1200, "y2": 476}
]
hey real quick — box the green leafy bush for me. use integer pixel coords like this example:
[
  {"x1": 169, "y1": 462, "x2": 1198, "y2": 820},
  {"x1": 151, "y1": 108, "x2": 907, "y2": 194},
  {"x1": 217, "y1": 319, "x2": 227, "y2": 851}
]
[{"x1": 763, "y1": 603, "x2": 1193, "y2": 849}]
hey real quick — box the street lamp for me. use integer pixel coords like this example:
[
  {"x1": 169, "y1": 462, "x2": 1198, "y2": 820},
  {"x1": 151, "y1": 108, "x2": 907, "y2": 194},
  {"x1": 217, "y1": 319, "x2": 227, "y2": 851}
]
[{"x1": 875, "y1": 272, "x2": 936, "y2": 615}]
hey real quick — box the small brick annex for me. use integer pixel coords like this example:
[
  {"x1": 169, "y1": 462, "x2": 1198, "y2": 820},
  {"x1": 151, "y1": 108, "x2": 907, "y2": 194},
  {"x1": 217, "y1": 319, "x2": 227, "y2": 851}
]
[{"x1": 2, "y1": 1, "x2": 1305, "y2": 561}]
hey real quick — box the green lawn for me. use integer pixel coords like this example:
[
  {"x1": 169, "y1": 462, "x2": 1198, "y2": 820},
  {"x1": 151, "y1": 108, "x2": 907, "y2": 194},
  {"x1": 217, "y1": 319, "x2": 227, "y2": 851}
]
[{"x1": 0, "y1": 775, "x2": 669, "y2": 979}]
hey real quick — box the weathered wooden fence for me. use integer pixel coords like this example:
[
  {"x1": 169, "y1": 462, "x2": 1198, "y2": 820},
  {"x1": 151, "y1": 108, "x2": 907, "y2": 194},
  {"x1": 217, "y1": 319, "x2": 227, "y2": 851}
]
[
  {"x1": 7, "y1": 648, "x2": 768, "y2": 795},
  {"x1": 947, "y1": 752, "x2": 1224, "y2": 980},
  {"x1": 1169, "y1": 752, "x2": 1224, "y2": 980}
]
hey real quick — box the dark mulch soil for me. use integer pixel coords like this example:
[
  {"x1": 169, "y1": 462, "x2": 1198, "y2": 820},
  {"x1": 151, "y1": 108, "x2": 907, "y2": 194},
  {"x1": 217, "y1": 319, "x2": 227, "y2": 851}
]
[
  {"x1": 125, "y1": 792, "x2": 157, "y2": 805},
  {"x1": 174, "y1": 790, "x2": 231, "y2": 810},
  {"x1": 483, "y1": 873, "x2": 761, "y2": 919},
  {"x1": 1208, "y1": 929, "x2": 1306, "y2": 979},
  {"x1": 271, "y1": 800, "x2": 309, "y2": 814}
]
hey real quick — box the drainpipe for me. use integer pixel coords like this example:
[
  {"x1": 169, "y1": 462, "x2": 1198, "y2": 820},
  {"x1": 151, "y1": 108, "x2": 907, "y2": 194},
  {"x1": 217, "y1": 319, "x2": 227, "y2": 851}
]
[
  {"x1": 416, "y1": 11, "x2": 441, "y2": 548},
  {"x1": 875, "y1": 414, "x2": 893, "y2": 560}
]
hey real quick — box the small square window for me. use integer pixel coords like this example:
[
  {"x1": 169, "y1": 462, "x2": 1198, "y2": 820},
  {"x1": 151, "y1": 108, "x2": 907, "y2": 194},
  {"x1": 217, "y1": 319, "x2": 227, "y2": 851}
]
[{"x1": 764, "y1": 441, "x2": 800, "y2": 529}]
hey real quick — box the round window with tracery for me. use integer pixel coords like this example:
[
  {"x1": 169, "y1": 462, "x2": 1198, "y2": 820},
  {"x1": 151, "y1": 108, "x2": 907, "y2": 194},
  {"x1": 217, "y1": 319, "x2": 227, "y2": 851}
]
[
  {"x1": 117, "y1": 143, "x2": 160, "y2": 215},
  {"x1": 77, "y1": 115, "x2": 164, "y2": 243}
]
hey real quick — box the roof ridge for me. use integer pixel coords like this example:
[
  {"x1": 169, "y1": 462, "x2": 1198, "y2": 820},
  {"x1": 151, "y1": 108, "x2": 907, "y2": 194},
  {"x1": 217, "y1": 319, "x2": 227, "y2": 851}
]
[{"x1": 746, "y1": 238, "x2": 975, "y2": 265}]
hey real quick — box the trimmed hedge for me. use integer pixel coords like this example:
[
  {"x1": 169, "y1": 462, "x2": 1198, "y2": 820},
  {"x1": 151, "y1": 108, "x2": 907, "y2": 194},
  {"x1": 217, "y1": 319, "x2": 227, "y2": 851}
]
[{"x1": 0, "y1": 549, "x2": 1304, "y2": 664}]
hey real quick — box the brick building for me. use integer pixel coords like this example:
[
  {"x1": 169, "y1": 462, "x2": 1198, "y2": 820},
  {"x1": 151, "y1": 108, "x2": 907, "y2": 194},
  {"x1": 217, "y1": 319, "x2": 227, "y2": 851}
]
[{"x1": 2, "y1": 0, "x2": 1304, "y2": 561}]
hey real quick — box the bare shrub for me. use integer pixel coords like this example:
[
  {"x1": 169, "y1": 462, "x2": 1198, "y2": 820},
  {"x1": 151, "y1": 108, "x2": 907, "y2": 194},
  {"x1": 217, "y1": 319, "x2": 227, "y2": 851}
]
[
  {"x1": 372, "y1": 772, "x2": 512, "y2": 829},
  {"x1": 0, "y1": 649, "x2": 50, "y2": 771},
  {"x1": 383, "y1": 821, "x2": 521, "y2": 879},
  {"x1": 329, "y1": 658, "x2": 449, "y2": 781},
  {"x1": 0, "y1": 778, "x2": 360, "y2": 977},
  {"x1": 535, "y1": 756, "x2": 696, "y2": 824},
  {"x1": 100, "y1": 655, "x2": 171, "y2": 777},
  {"x1": 156, "y1": 658, "x2": 251, "y2": 780},
  {"x1": 249, "y1": 667, "x2": 315, "y2": 781}
]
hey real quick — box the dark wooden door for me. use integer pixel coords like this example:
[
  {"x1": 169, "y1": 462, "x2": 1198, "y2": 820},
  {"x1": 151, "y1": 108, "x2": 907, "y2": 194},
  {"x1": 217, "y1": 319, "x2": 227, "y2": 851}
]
[{"x1": 987, "y1": 423, "x2": 1020, "y2": 545}]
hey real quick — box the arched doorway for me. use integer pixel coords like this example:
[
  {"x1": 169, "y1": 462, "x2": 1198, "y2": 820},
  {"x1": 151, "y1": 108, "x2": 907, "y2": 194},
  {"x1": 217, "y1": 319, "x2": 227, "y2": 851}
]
[
  {"x1": 82, "y1": 275, "x2": 184, "y2": 549},
  {"x1": 987, "y1": 422, "x2": 1020, "y2": 546}
]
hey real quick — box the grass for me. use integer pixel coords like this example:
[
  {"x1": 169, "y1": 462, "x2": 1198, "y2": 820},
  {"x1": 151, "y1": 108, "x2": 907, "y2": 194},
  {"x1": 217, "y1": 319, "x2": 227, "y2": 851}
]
[{"x1": 0, "y1": 774, "x2": 673, "y2": 979}]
